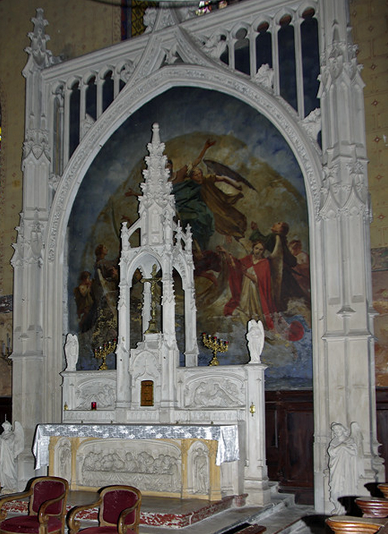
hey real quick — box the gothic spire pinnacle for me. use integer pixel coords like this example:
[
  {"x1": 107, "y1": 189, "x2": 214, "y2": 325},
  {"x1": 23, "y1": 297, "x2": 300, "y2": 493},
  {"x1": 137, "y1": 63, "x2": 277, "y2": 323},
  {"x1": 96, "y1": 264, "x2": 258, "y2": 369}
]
[{"x1": 24, "y1": 8, "x2": 61, "y2": 70}]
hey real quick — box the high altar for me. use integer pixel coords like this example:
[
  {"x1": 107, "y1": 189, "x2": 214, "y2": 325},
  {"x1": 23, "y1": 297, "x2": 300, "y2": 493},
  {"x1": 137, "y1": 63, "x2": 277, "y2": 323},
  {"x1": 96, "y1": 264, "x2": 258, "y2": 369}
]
[
  {"x1": 43, "y1": 124, "x2": 270, "y2": 505},
  {"x1": 11, "y1": 0, "x2": 384, "y2": 514}
]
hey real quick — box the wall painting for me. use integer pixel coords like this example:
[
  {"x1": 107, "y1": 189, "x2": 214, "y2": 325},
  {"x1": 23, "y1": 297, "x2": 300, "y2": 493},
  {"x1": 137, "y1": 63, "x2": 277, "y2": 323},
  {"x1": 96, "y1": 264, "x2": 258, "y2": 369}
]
[{"x1": 68, "y1": 87, "x2": 312, "y2": 389}]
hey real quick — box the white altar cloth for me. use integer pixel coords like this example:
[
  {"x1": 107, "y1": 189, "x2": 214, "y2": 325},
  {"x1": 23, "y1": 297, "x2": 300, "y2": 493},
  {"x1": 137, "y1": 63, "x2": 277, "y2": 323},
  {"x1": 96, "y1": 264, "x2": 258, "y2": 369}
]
[{"x1": 33, "y1": 423, "x2": 239, "y2": 469}]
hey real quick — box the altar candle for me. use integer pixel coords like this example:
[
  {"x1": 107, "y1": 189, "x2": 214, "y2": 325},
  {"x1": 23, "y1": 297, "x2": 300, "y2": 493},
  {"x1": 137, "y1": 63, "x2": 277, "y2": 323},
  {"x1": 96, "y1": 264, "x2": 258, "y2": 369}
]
[{"x1": 91, "y1": 402, "x2": 97, "y2": 410}]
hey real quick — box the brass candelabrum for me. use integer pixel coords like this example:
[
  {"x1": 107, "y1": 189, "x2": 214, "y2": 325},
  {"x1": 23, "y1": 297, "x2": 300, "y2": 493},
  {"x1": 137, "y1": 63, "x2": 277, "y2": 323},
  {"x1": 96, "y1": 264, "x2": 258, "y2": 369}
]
[
  {"x1": 94, "y1": 339, "x2": 117, "y2": 370},
  {"x1": 201, "y1": 333, "x2": 229, "y2": 366}
]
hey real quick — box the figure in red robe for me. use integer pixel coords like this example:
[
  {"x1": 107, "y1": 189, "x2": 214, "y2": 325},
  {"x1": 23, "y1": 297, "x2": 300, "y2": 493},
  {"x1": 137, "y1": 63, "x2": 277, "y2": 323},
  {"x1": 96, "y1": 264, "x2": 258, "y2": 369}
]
[{"x1": 219, "y1": 241, "x2": 276, "y2": 330}]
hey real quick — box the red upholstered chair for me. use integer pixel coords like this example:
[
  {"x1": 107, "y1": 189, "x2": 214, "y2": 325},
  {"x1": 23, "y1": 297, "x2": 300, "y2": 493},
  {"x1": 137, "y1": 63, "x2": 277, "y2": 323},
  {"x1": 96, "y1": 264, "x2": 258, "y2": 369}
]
[
  {"x1": 67, "y1": 486, "x2": 142, "y2": 534},
  {"x1": 0, "y1": 476, "x2": 69, "y2": 534}
]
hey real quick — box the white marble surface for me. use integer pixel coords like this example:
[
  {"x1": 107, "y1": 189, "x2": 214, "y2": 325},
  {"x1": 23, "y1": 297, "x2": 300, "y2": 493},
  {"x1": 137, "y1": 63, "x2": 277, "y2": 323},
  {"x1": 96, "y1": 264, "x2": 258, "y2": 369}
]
[{"x1": 33, "y1": 423, "x2": 239, "y2": 469}]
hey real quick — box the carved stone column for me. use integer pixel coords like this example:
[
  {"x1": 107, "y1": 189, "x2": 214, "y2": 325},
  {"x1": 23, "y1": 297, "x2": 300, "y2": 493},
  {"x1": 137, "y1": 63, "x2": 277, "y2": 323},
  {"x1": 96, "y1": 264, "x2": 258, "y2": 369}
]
[
  {"x1": 243, "y1": 360, "x2": 270, "y2": 506},
  {"x1": 116, "y1": 233, "x2": 131, "y2": 415},
  {"x1": 12, "y1": 9, "x2": 62, "y2": 489},
  {"x1": 314, "y1": 0, "x2": 384, "y2": 513}
]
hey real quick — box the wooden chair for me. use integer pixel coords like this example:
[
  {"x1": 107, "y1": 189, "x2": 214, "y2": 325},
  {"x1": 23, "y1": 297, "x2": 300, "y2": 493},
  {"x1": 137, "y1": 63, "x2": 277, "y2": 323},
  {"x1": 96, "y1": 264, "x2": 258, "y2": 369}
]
[
  {"x1": 0, "y1": 476, "x2": 69, "y2": 534},
  {"x1": 67, "y1": 485, "x2": 142, "y2": 534}
]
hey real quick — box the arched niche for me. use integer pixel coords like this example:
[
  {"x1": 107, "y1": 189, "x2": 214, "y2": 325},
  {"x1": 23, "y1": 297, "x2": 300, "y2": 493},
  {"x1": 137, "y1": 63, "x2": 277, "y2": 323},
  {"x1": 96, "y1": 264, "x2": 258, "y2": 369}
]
[
  {"x1": 40, "y1": 64, "x2": 322, "y2": 427},
  {"x1": 65, "y1": 84, "x2": 315, "y2": 374}
]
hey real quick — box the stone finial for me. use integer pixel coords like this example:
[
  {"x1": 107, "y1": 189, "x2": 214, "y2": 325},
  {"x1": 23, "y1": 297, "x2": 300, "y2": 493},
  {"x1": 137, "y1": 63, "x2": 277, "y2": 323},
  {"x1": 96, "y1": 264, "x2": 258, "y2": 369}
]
[{"x1": 25, "y1": 8, "x2": 61, "y2": 69}]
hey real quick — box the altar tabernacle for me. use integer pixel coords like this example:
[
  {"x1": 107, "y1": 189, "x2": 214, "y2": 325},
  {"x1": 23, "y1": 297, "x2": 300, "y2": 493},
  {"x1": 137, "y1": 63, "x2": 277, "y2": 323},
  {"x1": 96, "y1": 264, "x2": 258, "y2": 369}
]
[{"x1": 58, "y1": 124, "x2": 270, "y2": 505}]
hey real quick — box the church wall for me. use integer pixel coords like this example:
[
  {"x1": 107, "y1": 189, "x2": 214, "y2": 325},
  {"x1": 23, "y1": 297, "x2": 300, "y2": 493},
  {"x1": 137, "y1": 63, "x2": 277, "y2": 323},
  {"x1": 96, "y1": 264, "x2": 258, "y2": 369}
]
[
  {"x1": 0, "y1": 0, "x2": 121, "y2": 391},
  {"x1": 348, "y1": 0, "x2": 388, "y2": 386}
]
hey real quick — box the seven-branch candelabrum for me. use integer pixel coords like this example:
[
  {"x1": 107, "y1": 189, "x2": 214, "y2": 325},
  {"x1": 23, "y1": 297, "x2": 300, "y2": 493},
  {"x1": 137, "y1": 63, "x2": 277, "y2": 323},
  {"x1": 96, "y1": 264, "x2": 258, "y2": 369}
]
[
  {"x1": 94, "y1": 339, "x2": 117, "y2": 370},
  {"x1": 201, "y1": 333, "x2": 229, "y2": 366}
]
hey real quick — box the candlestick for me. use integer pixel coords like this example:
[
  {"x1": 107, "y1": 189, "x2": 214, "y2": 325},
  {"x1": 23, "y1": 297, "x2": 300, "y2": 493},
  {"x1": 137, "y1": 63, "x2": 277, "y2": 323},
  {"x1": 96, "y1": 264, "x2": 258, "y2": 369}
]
[
  {"x1": 94, "y1": 339, "x2": 117, "y2": 370},
  {"x1": 201, "y1": 332, "x2": 229, "y2": 366}
]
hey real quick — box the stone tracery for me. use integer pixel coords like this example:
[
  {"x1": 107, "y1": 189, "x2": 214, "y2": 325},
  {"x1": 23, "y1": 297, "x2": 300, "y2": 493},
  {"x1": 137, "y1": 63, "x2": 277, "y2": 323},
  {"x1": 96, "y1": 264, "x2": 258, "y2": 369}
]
[{"x1": 11, "y1": 0, "x2": 383, "y2": 514}]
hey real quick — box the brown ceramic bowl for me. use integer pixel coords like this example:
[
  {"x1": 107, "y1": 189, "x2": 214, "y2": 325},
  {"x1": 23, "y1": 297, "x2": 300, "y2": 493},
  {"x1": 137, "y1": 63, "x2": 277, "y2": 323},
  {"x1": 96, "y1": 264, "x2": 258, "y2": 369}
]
[
  {"x1": 326, "y1": 515, "x2": 385, "y2": 534},
  {"x1": 356, "y1": 496, "x2": 388, "y2": 518},
  {"x1": 378, "y1": 483, "x2": 388, "y2": 499}
]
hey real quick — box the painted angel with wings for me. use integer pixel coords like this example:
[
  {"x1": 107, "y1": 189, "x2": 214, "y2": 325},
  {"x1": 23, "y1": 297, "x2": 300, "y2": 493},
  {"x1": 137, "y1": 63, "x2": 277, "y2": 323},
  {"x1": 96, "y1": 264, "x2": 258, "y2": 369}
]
[{"x1": 171, "y1": 141, "x2": 255, "y2": 249}]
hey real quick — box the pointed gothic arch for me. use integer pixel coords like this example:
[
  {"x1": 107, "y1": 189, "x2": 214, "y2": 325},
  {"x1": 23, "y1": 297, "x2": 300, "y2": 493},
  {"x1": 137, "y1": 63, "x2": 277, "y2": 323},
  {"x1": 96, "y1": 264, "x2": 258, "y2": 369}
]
[
  {"x1": 44, "y1": 65, "x2": 322, "y2": 402},
  {"x1": 13, "y1": 1, "x2": 383, "y2": 513}
]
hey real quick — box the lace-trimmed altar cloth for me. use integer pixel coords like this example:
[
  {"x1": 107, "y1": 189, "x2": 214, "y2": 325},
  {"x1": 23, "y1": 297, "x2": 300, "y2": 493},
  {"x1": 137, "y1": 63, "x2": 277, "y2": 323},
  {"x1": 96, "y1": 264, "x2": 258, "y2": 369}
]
[{"x1": 33, "y1": 423, "x2": 239, "y2": 469}]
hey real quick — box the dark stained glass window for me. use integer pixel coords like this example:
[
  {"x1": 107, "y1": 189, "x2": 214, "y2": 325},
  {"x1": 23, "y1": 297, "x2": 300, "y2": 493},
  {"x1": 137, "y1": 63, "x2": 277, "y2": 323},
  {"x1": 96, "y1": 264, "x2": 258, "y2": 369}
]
[{"x1": 278, "y1": 14, "x2": 297, "y2": 111}]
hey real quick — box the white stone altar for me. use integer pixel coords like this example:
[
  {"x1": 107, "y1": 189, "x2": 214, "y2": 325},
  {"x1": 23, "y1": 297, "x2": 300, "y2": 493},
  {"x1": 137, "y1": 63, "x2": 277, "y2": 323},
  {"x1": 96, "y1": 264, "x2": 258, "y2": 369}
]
[
  {"x1": 59, "y1": 124, "x2": 269, "y2": 505},
  {"x1": 33, "y1": 423, "x2": 239, "y2": 499}
]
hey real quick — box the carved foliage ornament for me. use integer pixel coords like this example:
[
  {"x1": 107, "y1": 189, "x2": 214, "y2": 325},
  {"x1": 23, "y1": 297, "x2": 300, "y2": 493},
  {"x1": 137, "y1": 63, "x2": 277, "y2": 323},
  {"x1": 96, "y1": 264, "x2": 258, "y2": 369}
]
[
  {"x1": 22, "y1": 125, "x2": 50, "y2": 163},
  {"x1": 319, "y1": 161, "x2": 369, "y2": 220},
  {"x1": 320, "y1": 41, "x2": 362, "y2": 89}
]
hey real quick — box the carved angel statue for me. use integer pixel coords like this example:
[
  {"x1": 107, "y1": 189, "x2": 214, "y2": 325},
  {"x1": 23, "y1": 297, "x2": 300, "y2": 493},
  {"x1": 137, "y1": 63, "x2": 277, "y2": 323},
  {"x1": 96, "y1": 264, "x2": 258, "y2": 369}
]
[
  {"x1": 202, "y1": 33, "x2": 227, "y2": 60},
  {"x1": 0, "y1": 420, "x2": 24, "y2": 494},
  {"x1": 328, "y1": 421, "x2": 364, "y2": 514},
  {"x1": 143, "y1": 8, "x2": 157, "y2": 33},
  {"x1": 64, "y1": 333, "x2": 79, "y2": 371},
  {"x1": 254, "y1": 63, "x2": 274, "y2": 91},
  {"x1": 302, "y1": 108, "x2": 322, "y2": 142},
  {"x1": 246, "y1": 319, "x2": 265, "y2": 363}
]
